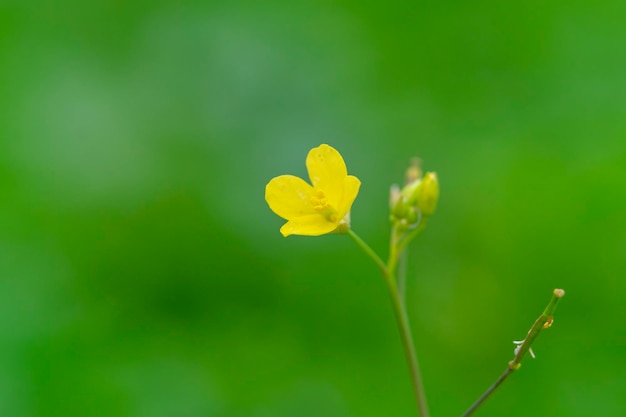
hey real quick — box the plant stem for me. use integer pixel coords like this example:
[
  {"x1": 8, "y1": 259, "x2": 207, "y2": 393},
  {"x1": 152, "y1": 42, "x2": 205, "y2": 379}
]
[
  {"x1": 386, "y1": 277, "x2": 430, "y2": 417},
  {"x1": 389, "y1": 219, "x2": 427, "y2": 288},
  {"x1": 460, "y1": 288, "x2": 565, "y2": 417},
  {"x1": 396, "y1": 220, "x2": 427, "y2": 255},
  {"x1": 347, "y1": 229, "x2": 430, "y2": 417},
  {"x1": 397, "y1": 249, "x2": 407, "y2": 301},
  {"x1": 387, "y1": 226, "x2": 400, "y2": 277},
  {"x1": 346, "y1": 230, "x2": 387, "y2": 276},
  {"x1": 508, "y1": 288, "x2": 564, "y2": 370},
  {"x1": 460, "y1": 368, "x2": 512, "y2": 417}
]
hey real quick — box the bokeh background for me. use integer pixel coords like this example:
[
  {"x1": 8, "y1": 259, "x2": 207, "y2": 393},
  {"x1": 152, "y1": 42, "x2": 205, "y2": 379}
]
[{"x1": 1, "y1": 1, "x2": 625, "y2": 416}]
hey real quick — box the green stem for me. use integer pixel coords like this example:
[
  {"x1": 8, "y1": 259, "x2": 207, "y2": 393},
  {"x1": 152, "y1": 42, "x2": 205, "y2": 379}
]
[
  {"x1": 461, "y1": 289, "x2": 565, "y2": 417},
  {"x1": 347, "y1": 229, "x2": 430, "y2": 417},
  {"x1": 346, "y1": 229, "x2": 387, "y2": 276},
  {"x1": 397, "y1": 249, "x2": 407, "y2": 301},
  {"x1": 509, "y1": 288, "x2": 564, "y2": 370},
  {"x1": 387, "y1": 226, "x2": 400, "y2": 277},
  {"x1": 386, "y1": 277, "x2": 430, "y2": 417},
  {"x1": 396, "y1": 220, "x2": 427, "y2": 255},
  {"x1": 460, "y1": 368, "x2": 512, "y2": 417},
  {"x1": 386, "y1": 220, "x2": 427, "y2": 283}
]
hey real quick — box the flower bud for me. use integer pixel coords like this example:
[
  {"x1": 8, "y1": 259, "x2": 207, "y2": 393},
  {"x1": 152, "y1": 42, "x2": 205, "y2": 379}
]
[
  {"x1": 405, "y1": 157, "x2": 422, "y2": 184},
  {"x1": 400, "y1": 179, "x2": 422, "y2": 207},
  {"x1": 405, "y1": 206, "x2": 419, "y2": 225},
  {"x1": 389, "y1": 184, "x2": 401, "y2": 209},
  {"x1": 416, "y1": 172, "x2": 439, "y2": 216},
  {"x1": 390, "y1": 160, "x2": 438, "y2": 226}
]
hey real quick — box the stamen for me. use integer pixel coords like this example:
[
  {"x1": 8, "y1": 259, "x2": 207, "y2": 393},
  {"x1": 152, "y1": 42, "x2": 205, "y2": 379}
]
[
  {"x1": 513, "y1": 339, "x2": 536, "y2": 359},
  {"x1": 311, "y1": 189, "x2": 329, "y2": 210},
  {"x1": 310, "y1": 189, "x2": 339, "y2": 222}
]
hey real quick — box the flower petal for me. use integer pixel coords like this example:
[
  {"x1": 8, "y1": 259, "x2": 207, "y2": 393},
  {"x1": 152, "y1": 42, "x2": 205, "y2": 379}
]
[
  {"x1": 306, "y1": 144, "x2": 348, "y2": 204},
  {"x1": 265, "y1": 175, "x2": 317, "y2": 220},
  {"x1": 279, "y1": 214, "x2": 338, "y2": 237},
  {"x1": 336, "y1": 175, "x2": 361, "y2": 220}
]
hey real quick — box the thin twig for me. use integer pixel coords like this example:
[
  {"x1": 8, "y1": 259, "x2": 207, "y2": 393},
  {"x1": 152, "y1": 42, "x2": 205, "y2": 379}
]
[
  {"x1": 397, "y1": 249, "x2": 407, "y2": 301},
  {"x1": 461, "y1": 288, "x2": 565, "y2": 417},
  {"x1": 386, "y1": 278, "x2": 430, "y2": 417},
  {"x1": 347, "y1": 229, "x2": 430, "y2": 417}
]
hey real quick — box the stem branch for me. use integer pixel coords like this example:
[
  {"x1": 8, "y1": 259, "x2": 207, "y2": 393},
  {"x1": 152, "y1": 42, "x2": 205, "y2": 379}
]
[
  {"x1": 346, "y1": 229, "x2": 387, "y2": 276},
  {"x1": 461, "y1": 288, "x2": 565, "y2": 417},
  {"x1": 386, "y1": 277, "x2": 430, "y2": 417},
  {"x1": 348, "y1": 229, "x2": 430, "y2": 417}
]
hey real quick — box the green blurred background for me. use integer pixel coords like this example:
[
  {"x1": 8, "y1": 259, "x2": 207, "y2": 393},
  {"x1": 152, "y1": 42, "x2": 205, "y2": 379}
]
[{"x1": 1, "y1": 1, "x2": 625, "y2": 416}]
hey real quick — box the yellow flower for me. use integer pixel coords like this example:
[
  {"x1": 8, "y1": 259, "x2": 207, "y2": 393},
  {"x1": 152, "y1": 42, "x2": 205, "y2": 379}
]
[{"x1": 265, "y1": 144, "x2": 361, "y2": 237}]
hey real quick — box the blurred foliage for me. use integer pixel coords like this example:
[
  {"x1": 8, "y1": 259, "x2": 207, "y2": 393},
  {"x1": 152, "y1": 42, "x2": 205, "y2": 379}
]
[{"x1": 1, "y1": 1, "x2": 625, "y2": 416}]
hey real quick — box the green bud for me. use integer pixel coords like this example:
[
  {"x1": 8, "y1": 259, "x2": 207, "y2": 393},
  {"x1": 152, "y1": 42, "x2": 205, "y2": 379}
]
[
  {"x1": 416, "y1": 172, "x2": 439, "y2": 216},
  {"x1": 400, "y1": 179, "x2": 422, "y2": 206},
  {"x1": 391, "y1": 184, "x2": 412, "y2": 220},
  {"x1": 389, "y1": 184, "x2": 401, "y2": 210},
  {"x1": 390, "y1": 160, "x2": 438, "y2": 225},
  {"x1": 406, "y1": 206, "x2": 418, "y2": 224},
  {"x1": 405, "y1": 157, "x2": 422, "y2": 184},
  {"x1": 394, "y1": 217, "x2": 410, "y2": 234}
]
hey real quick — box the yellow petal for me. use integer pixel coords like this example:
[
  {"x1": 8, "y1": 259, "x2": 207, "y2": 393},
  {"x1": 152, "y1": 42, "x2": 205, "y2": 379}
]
[
  {"x1": 306, "y1": 144, "x2": 348, "y2": 204},
  {"x1": 336, "y1": 175, "x2": 361, "y2": 220},
  {"x1": 279, "y1": 214, "x2": 338, "y2": 237},
  {"x1": 265, "y1": 175, "x2": 317, "y2": 220}
]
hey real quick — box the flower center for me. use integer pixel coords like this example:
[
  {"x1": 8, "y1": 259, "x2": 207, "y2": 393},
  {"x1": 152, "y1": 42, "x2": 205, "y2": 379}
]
[{"x1": 310, "y1": 189, "x2": 339, "y2": 223}]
